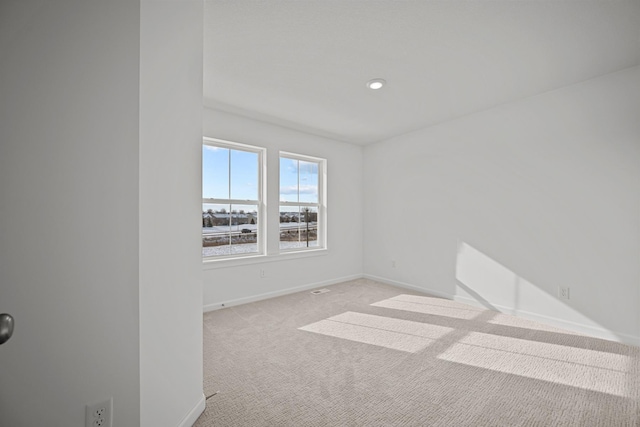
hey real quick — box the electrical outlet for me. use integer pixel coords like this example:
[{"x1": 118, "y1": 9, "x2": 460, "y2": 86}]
[
  {"x1": 86, "y1": 397, "x2": 112, "y2": 427},
  {"x1": 391, "y1": 260, "x2": 397, "y2": 268},
  {"x1": 558, "y1": 286, "x2": 570, "y2": 300},
  {"x1": 260, "y1": 269, "x2": 266, "y2": 278}
]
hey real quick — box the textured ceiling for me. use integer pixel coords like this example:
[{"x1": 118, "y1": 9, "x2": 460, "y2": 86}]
[{"x1": 203, "y1": 1, "x2": 640, "y2": 145}]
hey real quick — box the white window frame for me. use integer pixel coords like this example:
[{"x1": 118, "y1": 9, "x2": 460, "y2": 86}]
[
  {"x1": 279, "y1": 151, "x2": 327, "y2": 253},
  {"x1": 202, "y1": 137, "x2": 266, "y2": 261}
]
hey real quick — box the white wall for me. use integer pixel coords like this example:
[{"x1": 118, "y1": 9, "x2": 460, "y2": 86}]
[
  {"x1": 202, "y1": 109, "x2": 363, "y2": 308},
  {"x1": 0, "y1": 1, "x2": 141, "y2": 425},
  {"x1": 364, "y1": 67, "x2": 640, "y2": 345},
  {"x1": 140, "y1": 1, "x2": 204, "y2": 426},
  {"x1": 0, "y1": 1, "x2": 205, "y2": 426}
]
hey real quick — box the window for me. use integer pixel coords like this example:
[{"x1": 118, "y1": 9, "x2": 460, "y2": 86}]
[
  {"x1": 202, "y1": 138, "x2": 264, "y2": 259},
  {"x1": 279, "y1": 152, "x2": 326, "y2": 251}
]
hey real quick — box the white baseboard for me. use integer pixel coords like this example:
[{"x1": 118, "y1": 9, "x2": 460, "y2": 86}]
[
  {"x1": 364, "y1": 274, "x2": 640, "y2": 347},
  {"x1": 203, "y1": 274, "x2": 364, "y2": 312},
  {"x1": 363, "y1": 274, "x2": 454, "y2": 300},
  {"x1": 177, "y1": 393, "x2": 206, "y2": 427}
]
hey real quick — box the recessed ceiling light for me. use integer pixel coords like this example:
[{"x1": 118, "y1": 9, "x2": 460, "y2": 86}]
[{"x1": 366, "y1": 78, "x2": 386, "y2": 90}]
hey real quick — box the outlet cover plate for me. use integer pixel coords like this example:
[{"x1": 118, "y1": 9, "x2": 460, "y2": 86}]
[
  {"x1": 558, "y1": 286, "x2": 570, "y2": 300},
  {"x1": 86, "y1": 397, "x2": 112, "y2": 427}
]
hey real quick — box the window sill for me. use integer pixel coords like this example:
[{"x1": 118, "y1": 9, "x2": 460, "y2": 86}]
[{"x1": 202, "y1": 248, "x2": 328, "y2": 270}]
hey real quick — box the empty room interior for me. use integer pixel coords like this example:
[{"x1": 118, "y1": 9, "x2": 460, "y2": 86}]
[
  {"x1": 1, "y1": 1, "x2": 639, "y2": 427},
  {"x1": 196, "y1": 2, "x2": 640, "y2": 426}
]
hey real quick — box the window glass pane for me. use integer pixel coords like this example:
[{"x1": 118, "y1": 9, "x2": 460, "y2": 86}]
[
  {"x1": 202, "y1": 203, "x2": 259, "y2": 257},
  {"x1": 229, "y1": 204, "x2": 259, "y2": 255},
  {"x1": 279, "y1": 205, "x2": 300, "y2": 250},
  {"x1": 299, "y1": 160, "x2": 319, "y2": 203},
  {"x1": 279, "y1": 205, "x2": 318, "y2": 250},
  {"x1": 202, "y1": 203, "x2": 231, "y2": 257},
  {"x1": 204, "y1": 244, "x2": 232, "y2": 257},
  {"x1": 203, "y1": 139, "x2": 266, "y2": 259},
  {"x1": 279, "y1": 157, "x2": 299, "y2": 202},
  {"x1": 203, "y1": 146, "x2": 229, "y2": 199},
  {"x1": 230, "y1": 149, "x2": 258, "y2": 201}
]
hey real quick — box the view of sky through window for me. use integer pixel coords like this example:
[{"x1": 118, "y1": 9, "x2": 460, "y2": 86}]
[
  {"x1": 203, "y1": 145, "x2": 258, "y2": 201},
  {"x1": 279, "y1": 157, "x2": 319, "y2": 202}
]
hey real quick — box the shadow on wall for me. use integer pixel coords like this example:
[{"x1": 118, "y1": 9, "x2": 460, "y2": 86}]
[{"x1": 454, "y1": 241, "x2": 623, "y2": 343}]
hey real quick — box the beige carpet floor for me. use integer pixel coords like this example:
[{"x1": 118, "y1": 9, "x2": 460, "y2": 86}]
[{"x1": 195, "y1": 279, "x2": 640, "y2": 426}]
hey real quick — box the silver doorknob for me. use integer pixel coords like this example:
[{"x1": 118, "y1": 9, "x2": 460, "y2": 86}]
[{"x1": 0, "y1": 313, "x2": 14, "y2": 345}]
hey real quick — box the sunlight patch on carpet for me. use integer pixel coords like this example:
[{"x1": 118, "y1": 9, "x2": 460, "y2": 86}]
[
  {"x1": 437, "y1": 331, "x2": 632, "y2": 397},
  {"x1": 299, "y1": 312, "x2": 453, "y2": 353},
  {"x1": 371, "y1": 295, "x2": 483, "y2": 319}
]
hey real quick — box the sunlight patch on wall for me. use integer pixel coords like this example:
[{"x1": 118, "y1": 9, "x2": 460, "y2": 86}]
[
  {"x1": 455, "y1": 242, "x2": 519, "y2": 309},
  {"x1": 455, "y1": 241, "x2": 610, "y2": 336}
]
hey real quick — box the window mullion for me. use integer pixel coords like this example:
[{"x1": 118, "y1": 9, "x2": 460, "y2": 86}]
[
  {"x1": 203, "y1": 198, "x2": 260, "y2": 205},
  {"x1": 279, "y1": 201, "x2": 318, "y2": 207},
  {"x1": 228, "y1": 151, "x2": 232, "y2": 252}
]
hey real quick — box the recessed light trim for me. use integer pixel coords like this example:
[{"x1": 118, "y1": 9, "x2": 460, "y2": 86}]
[{"x1": 367, "y1": 78, "x2": 386, "y2": 90}]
